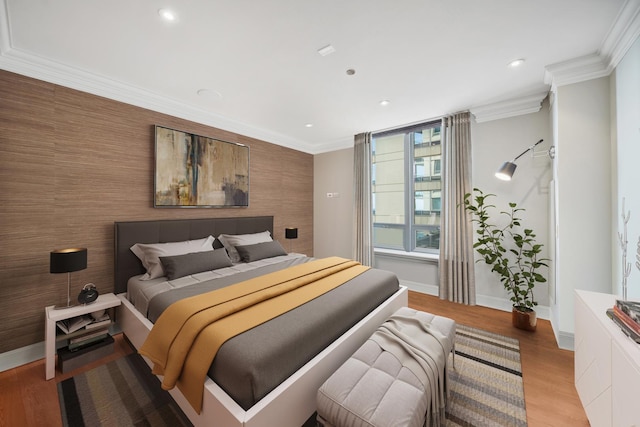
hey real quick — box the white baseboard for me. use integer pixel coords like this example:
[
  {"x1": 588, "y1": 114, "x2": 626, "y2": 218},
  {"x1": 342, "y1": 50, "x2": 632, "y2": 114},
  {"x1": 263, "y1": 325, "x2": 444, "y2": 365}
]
[
  {"x1": 0, "y1": 324, "x2": 123, "y2": 374},
  {"x1": 0, "y1": 341, "x2": 44, "y2": 373},
  {"x1": 0, "y1": 287, "x2": 568, "y2": 372},
  {"x1": 399, "y1": 279, "x2": 551, "y2": 320},
  {"x1": 556, "y1": 330, "x2": 575, "y2": 350},
  {"x1": 400, "y1": 280, "x2": 577, "y2": 348},
  {"x1": 400, "y1": 279, "x2": 439, "y2": 296}
]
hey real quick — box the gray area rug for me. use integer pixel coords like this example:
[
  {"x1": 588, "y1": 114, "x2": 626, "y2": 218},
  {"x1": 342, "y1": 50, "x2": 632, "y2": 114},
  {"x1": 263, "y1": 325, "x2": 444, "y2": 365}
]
[
  {"x1": 58, "y1": 325, "x2": 525, "y2": 427},
  {"x1": 447, "y1": 324, "x2": 527, "y2": 426},
  {"x1": 57, "y1": 352, "x2": 192, "y2": 427}
]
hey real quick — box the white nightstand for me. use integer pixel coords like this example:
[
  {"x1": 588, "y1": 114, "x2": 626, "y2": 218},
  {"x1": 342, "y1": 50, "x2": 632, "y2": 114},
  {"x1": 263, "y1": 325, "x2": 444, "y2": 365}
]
[{"x1": 45, "y1": 292, "x2": 121, "y2": 380}]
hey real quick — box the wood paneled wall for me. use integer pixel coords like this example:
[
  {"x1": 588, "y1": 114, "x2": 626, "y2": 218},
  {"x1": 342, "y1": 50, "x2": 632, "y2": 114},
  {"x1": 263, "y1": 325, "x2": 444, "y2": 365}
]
[{"x1": 0, "y1": 70, "x2": 314, "y2": 354}]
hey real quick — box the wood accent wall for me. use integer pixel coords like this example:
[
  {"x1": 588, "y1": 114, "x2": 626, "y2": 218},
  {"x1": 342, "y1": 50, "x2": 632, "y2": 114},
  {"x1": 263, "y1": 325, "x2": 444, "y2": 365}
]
[{"x1": 0, "y1": 70, "x2": 314, "y2": 354}]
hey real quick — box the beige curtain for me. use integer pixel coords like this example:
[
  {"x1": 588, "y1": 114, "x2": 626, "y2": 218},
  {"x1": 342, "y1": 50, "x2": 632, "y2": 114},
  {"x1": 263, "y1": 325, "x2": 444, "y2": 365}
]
[
  {"x1": 439, "y1": 112, "x2": 475, "y2": 304},
  {"x1": 353, "y1": 132, "x2": 374, "y2": 266}
]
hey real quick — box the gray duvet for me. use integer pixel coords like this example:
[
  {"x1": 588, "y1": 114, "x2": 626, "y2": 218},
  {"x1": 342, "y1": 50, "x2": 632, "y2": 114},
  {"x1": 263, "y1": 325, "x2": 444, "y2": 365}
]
[{"x1": 145, "y1": 257, "x2": 399, "y2": 410}]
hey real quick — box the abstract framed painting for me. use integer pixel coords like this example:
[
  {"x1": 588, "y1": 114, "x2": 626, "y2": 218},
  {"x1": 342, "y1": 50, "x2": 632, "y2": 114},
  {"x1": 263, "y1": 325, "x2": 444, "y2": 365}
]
[{"x1": 154, "y1": 125, "x2": 249, "y2": 208}]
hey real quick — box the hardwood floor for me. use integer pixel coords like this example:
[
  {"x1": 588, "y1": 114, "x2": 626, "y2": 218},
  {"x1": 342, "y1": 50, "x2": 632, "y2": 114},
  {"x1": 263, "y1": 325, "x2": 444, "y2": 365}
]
[
  {"x1": 0, "y1": 291, "x2": 588, "y2": 426},
  {"x1": 0, "y1": 333, "x2": 133, "y2": 427},
  {"x1": 408, "y1": 292, "x2": 589, "y2": 427}
]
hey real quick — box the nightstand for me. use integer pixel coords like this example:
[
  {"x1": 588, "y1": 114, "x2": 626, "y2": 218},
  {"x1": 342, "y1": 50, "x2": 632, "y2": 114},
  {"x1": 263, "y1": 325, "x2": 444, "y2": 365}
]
[{"x1": 45, "y1": 292, "x2": 121, "y2": 380}]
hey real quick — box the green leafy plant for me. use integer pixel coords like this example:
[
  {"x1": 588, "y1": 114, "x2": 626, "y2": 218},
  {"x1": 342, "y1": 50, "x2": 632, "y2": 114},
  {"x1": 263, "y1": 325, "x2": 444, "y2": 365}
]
[{"x1": 463, "y1": 188, "x2": 549, "y2": 311}]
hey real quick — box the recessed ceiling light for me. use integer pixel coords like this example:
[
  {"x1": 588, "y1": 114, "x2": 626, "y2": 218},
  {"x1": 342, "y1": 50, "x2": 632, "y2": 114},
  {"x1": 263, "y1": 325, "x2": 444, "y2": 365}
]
[
  {"x1": 305, "y1": 123, "x2": 313, "y2": 128},
  {"x1": 317, "y1": 45, "x2": 336, "y2": 57},
  {"x1": 346, "y1": 69, "x2": 356, "y2": 76},
  {"x1": 158, "y1": 8, "x2": 177, "y2": 22},
  {"x1": 508, "y1": 58, "x2": 525, "y2": 68},
  {"x1": 379, "y1": 100, "x2": 390, "y2": 106}
]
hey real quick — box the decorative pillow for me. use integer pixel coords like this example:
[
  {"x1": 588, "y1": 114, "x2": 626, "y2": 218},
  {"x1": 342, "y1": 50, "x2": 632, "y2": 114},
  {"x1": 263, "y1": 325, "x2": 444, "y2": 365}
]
[
  {"x1": 130, "y1": 235, "x2": 215, "y2": 280},
  {"x1": 217, "y1": 231, "x2": 272, "y2": 263},
  {"x1": 160, "y1": 249, "x2": 232, "y2": 280},
  {"x1": 235, "y1": 240, "x2": 287, "y2": 263}
]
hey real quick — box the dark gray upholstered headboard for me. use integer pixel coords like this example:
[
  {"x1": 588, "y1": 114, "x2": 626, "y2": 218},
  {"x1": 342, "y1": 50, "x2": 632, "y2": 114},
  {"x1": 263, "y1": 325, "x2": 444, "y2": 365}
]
[{"x1": 114, "y1": 216, "x2": 274, "y2": 294}]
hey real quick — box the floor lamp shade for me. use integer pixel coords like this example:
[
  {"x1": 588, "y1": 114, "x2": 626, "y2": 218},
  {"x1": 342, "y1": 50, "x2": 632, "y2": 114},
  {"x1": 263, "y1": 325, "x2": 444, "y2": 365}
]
[
  {"x1": 495, "y1": 139, "x2": 545, "y2": 181},
  {"x1": 50, "y1": 248, "x2": 88, "y2": 273},
  {"x1": 495, "y1": 161, "x2": 517, "y2": 181}
]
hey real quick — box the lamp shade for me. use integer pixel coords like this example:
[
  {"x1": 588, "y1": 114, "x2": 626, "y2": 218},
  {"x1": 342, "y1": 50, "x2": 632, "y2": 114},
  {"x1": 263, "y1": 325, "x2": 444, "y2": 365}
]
[
  {"x1": 285, "y1": 228, "x2": 298, "y2": 239},
  {"x1": 495, "y1": 162, "x2": 517, "y2": 181},
  {"x1": 50, "y1": 248, "x2": 88, "y2": 273}
]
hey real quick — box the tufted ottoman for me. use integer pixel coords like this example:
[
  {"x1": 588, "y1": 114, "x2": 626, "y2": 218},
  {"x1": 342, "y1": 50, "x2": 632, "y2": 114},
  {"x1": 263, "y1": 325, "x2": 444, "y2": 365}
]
[{"x1": 316, "y1": 307, "x2": 455, "y2": 427}]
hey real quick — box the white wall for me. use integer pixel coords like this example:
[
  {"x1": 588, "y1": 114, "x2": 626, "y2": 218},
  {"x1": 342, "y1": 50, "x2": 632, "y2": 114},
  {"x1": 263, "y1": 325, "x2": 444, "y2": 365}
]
[
  {"x1": 313, "y1": 148, "x2": 440, "y2": 294},
  {"x1": 313, "y1": 44, "x2": 636, "y2": 352},
  {"x1": 613, "y1": 36, "x2": 640, "y2": 300},
  {"x1": 313, "y1": 148, "x2": 354, "y2": 259},
  {"x1": 313, "y1": 105, "x2": 554, "y2": 315},
  {"x1": 553, "y1": 76, "x2": 612, "y2": 348},
  {"x1": 374, "y1": 254, "x2": 439, "y2": 294},
  {"x1": 470, "y1": 101, "x2": 553, "y2": 310}
]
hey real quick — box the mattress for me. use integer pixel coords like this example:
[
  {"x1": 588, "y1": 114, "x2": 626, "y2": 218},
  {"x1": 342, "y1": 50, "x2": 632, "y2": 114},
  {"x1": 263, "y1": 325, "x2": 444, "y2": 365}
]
[{"x1": 127, "y1": 255, "x2": 400, "y2": 410}]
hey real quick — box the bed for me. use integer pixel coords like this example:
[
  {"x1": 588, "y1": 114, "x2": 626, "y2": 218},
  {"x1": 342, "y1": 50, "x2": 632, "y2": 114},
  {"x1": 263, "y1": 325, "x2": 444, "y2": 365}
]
[{"x1": 114, "y1": 216, "x2": 408, "y2": 427}]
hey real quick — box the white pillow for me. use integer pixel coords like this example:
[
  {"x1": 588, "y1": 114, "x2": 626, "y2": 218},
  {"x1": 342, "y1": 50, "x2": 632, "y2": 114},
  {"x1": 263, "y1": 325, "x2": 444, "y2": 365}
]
[
  {"x1": 217, "y1": 231, "x2": 272, "y2": 263},
  {"x1": 130, "y1": 235, "x2": 215, "y2": 280}
]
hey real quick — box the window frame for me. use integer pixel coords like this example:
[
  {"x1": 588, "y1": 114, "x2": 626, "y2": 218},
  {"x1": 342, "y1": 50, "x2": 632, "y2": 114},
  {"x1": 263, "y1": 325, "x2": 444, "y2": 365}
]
[{"x1": 372, "y1": 119, "x2": 442, "y2": 255}]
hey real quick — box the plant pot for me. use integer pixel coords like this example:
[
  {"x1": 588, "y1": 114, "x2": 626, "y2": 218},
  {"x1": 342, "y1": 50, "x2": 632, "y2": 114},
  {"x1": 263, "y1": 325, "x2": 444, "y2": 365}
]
[{"x1": 512, "y1": 307, "x2": 537, "y2": 331}]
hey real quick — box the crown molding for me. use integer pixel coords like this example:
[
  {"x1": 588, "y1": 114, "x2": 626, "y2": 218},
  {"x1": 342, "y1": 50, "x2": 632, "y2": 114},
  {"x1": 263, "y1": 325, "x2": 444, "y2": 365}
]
[
  {"x1": 0, "y1": 1, "x2": 320, "y2": 155},
  {"x1": 0, "y1": 48, "x2": 319, "y2": 154},
  {"x1": 601, "y1": 0, "x2": 640, "y2": 67},
  {"x1": 313, "y1": 137, "x2": 355, "y2": 154},
  {"x1": 2, "y1": 0, "x2": 637, "y2": 153},
  {"x1": 470, "y1": 91, "x2": 548, "y2": 123},
  {"x1": 545, "y1": 0, "x2": 640, "y2": 89},
  {"x1": 543, "y1": 53, "x2": 610, "y2": 88}
]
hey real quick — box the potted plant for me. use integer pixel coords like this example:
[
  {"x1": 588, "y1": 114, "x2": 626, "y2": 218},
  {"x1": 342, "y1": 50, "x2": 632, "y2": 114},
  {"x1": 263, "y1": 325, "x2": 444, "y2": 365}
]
[{"x1": 463, "y1": 188, "x2": 549, "y2": 331}]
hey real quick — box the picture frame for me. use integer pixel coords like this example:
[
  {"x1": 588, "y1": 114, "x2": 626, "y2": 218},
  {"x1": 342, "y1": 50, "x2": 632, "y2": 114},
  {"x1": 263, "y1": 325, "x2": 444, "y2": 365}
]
[{"x1": 154, "y1": 125, "x2": 249, "y2": 208}]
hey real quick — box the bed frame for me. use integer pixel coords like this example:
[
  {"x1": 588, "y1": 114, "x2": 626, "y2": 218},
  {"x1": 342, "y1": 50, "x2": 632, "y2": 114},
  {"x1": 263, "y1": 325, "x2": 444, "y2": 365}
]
[{"x1": 114, "y1": 216, "x2": 408, "y2": 427}]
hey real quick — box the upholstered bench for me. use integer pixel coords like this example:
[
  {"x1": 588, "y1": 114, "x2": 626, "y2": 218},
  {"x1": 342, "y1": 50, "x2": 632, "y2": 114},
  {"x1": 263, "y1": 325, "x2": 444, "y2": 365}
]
[{"x1": 316, "y1": 307, "x2": 455, "y2": 427}]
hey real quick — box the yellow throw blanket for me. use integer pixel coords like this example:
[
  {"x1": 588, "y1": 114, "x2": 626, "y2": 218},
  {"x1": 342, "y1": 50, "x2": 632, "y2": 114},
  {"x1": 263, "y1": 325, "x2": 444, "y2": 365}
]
[{"x1": 139, "y1": 256, "x2": 369, "y2": 413}]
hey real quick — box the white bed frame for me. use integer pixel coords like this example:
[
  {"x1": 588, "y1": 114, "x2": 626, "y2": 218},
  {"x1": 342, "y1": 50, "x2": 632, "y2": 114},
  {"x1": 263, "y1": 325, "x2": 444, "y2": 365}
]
[{"x1": 116, "y1": 285, "x2": 408, "y2": 427}]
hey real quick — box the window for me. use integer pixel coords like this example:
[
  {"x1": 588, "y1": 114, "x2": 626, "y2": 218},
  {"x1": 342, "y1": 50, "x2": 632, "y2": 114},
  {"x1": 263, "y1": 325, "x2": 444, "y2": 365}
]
[{"x1": 372, "y1": 121, "x2": 441, "y2": 253}]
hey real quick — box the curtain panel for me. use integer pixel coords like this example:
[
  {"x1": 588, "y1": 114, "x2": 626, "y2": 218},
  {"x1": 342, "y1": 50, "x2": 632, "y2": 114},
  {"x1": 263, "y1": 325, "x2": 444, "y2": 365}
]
[
  {"x1": 353, "y1": 132, "x2": 374, "y2": 266},
  {"x1": 439, "y1": 112, "x2": 476, "y2": 304}
]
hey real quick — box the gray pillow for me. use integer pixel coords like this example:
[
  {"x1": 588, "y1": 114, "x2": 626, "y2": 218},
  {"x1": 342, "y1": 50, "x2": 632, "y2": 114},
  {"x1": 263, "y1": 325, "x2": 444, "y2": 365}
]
[
  {"x1": 159, "y1": 249, "x2": 232, "y2": 280},
  {"x1": 235, "y1": 240, "x2": 287, "y2": 262}
]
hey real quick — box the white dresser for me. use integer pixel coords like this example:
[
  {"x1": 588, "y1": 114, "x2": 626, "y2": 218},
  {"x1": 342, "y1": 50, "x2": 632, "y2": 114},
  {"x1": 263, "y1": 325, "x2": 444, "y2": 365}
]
[{"x1": 574, "y1": 290, "x2": 640, "y2": 427}]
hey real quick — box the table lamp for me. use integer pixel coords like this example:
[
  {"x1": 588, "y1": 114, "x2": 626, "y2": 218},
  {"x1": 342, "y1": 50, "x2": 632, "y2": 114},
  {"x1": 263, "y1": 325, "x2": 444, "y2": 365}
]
[
  {"x1": 50, "y1": 247, "x2": 87, "y2": 308},
  {"x1": 285, "y1": 228, "x2": 298, "y2": 253}
]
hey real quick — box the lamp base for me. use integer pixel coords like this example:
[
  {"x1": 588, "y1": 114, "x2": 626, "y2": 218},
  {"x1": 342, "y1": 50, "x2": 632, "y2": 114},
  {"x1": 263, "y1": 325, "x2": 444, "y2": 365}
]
[{"x1": 53, "y1": 272, "x2": 76, "y2": 310}]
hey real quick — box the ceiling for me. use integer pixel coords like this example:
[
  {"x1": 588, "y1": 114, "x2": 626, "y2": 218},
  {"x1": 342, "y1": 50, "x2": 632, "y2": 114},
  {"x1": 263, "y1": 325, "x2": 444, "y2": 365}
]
[{"x1": 0, "y1": 0, "x2": 635, "y2": 154}]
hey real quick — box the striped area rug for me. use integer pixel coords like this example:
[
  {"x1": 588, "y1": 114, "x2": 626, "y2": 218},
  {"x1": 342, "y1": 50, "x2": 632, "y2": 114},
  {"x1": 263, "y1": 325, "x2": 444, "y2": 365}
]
[
  {"x1": 57, "y1": 352, "x2": 192, "y2": 427},
  {"x1": 58, "y1": 325, "x2": 525, "y2": 427},
  {"x1": 447, "y1": 324, "x2": 527, "y2": 426}
]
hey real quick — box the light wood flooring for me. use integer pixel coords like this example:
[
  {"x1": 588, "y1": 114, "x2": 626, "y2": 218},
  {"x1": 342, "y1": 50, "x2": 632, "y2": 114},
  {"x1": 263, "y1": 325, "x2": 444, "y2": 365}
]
[{"x1": 0, "y1": 291, "x2": 588, "y2": 426}]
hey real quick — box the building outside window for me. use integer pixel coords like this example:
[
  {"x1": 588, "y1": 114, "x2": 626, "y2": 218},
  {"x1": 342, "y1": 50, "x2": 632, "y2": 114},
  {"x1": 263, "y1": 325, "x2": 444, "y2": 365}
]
[{"x1": 371, "y1": 121, "x2": 441, "y2": 253}]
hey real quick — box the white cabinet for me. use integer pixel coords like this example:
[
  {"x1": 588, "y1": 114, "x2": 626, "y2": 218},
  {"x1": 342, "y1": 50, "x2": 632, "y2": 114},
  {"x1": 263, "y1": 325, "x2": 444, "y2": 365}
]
[
  {"x1": 612, "y1": 339, "x2": 640, "y2": 427},
  {"x1": 44, "y1": 293, "x2": 121, "y2": 379},
  {"x1": 575, "y1": 290, "x2": 640, "y2": 427}
]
